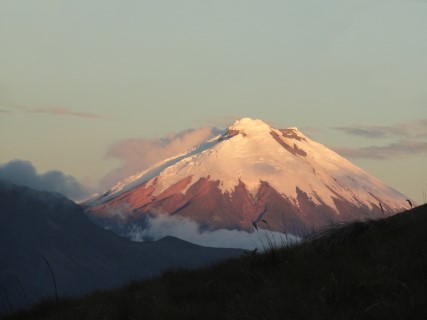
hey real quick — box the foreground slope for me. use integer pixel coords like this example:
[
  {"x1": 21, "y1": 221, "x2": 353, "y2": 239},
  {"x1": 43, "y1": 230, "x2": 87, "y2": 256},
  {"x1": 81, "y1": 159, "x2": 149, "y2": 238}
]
[
  {"x1": 86, "y1": 118, "x2": 409, "y2": 241},
  {"x1": 12, "y1": 203, "x2": 427, "y2": 320},
  {"x1": 0, "y1": 180, "x2": 242, "y2": 316}
]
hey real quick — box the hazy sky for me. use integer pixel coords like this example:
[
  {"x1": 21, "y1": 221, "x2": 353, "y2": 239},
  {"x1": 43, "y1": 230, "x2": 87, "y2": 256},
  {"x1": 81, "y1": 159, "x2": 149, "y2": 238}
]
[{"x1": 1, "y1": 0, "x2": 426, "y2": 202}]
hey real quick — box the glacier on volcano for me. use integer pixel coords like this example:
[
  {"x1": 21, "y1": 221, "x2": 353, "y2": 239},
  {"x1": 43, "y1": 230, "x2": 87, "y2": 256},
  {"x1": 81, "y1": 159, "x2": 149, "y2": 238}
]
[{"x1": 85, "y1": 118, "x2": 410, "y2": 248}]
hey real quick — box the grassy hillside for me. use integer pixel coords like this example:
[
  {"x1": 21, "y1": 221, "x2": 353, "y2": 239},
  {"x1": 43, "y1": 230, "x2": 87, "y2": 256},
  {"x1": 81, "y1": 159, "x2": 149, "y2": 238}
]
[{"x1": 6, "y1": 204, "x2": 427, "y2": 320}]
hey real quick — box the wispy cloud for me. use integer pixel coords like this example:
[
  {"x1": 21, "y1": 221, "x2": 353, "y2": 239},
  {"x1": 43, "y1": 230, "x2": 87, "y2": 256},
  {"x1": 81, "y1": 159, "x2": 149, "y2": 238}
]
[
  {"x1": 334, "y1": 140, "x2": 427, "y2": 159},
  {"x1": 100, "y1": 127, "x2": 223, "y2": 189},
  {"x1": 12, "y1": 105, "x2": 106, "y2": 119},
  {"x1": 31, "y1": 107, "x2": 105, "y2": 119},
  {"x1": 332, "y1": 119, "x2": 427, "y2": 159},
  {"x1": 332, "y1": 127, "x2": 390, "y2": 139},
  {"x1": 0, "y1": 108, "x2": 10, "y2": 113},
  {"x1": 332, "y1": 118, "x2": 427, "y2": 139}
]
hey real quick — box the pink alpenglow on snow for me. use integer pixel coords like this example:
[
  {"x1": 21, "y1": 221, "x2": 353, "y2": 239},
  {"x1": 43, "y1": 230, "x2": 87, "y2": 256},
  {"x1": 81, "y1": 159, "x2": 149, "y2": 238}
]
[{"x1": 85, "y1": 118, "x2": 410, "y2": 247}]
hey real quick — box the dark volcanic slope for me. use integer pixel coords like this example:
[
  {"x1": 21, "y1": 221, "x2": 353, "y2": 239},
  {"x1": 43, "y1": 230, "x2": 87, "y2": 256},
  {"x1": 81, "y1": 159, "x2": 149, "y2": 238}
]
[{"x1": 0, "y1": 180, "x2": 242, "y2": 315}]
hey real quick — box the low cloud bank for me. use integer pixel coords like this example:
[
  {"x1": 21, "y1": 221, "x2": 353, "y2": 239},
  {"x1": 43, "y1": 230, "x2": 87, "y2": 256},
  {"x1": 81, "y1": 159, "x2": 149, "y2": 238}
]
[
  {"x1": 127, "y1": 214, "x2": 300, "y2": 250},
  {"x1": 0, "y1": 160, "x2": 90, "y2": 201}
]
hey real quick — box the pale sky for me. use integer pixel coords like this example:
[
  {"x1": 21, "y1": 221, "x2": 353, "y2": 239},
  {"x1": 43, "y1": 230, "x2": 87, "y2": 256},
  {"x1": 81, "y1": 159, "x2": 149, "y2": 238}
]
[{"x1": 1, "y1": 0, "x2": 426, "y2": 202}]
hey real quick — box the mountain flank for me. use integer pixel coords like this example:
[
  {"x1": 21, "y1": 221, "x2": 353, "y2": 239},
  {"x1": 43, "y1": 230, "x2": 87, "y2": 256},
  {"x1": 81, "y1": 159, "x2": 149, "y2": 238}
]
[
  {"x1": 7, "y1": 203, "x2": 427, "y2": 320},
  {"x1": 0, "y1": 180, "x2": 242, "y2": 316}
]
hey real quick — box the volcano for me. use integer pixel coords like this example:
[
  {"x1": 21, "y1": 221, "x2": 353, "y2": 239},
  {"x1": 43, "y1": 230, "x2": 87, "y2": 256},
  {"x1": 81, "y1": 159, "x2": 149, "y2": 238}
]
[{"x1": 85, "y1": 118, "x2": 409, "y2": 239}]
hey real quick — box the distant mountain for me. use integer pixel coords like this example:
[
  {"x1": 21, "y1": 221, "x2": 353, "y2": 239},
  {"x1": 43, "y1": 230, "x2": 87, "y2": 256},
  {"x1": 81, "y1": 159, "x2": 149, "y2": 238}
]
[
  {"x1": 85, "y1": 118, "x2": 409, "y2": 243},
  {"x1": 0, "y1": 180, "x2": 242, "y2": 316}
]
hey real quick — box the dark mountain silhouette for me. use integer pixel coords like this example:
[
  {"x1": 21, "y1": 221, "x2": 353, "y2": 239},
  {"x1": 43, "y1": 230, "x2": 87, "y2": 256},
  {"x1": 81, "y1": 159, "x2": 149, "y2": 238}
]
[{"x1": 0, "y1": 180, "x2": 242, "y2": 316}]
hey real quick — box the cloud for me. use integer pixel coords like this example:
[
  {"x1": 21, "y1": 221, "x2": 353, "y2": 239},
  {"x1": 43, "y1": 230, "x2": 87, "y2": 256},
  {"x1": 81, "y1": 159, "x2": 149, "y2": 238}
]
[
  {"x1": 331, "y1": 118, "x2": 427, "y2": 159},
  {"x1": 0, "y1": 160, "x2": 90, "y2": 201},
  {"x1": 127, "y1": 214, "x2": 300, "y2": 250},
  {"x1": 100, "y1": 126, "x2": 223, "y2": 189},
  {"x1": 334, "y1": 140, "x2": 427, "y2": 159},
  {"x1": 332, "y1": 127, "x2": 389, "y2": 139},
  {"x1": 332, "y1": 118, "x2": 427, "y2": 139},
  {"x1": 0, "y1": 109, "x2": 10, "y2": 113},
  {"x1": 11, "y1": 105, "x2": 105, "y2": 119}
]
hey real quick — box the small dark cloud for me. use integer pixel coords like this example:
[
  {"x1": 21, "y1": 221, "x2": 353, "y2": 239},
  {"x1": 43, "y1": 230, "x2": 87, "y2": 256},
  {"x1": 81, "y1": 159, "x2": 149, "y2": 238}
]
[
  {"x1": 0, "y1": 160, "x2": 90, "y2": 201},
  {"x1": 332, "y1": 118, "x2": 427, "y2": 139},
  {"x1": 333, "y1": 127, "x2": 388, "y2": 139},
  {"x1": 0, "y1": 109, "x2": 10, "y2": 113},
  {"x1": 11, "y1": 105, "x2": 106, "y2": 119},
  {"x1": 334, "y1": 140, "x2": 427, "y2": 159}
]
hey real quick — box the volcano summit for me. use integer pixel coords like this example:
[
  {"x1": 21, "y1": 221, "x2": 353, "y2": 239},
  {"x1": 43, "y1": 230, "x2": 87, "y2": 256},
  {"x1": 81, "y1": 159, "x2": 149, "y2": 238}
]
[{"x1": 85, "y1": 118, "x2": 408, "y2": 241}]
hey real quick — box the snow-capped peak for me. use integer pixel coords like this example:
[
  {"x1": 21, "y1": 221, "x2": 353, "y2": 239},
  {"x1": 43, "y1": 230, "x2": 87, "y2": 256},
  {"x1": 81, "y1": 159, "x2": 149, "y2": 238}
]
[
  {"x1": 87, "y1": 118, "x2": 408, "y2": 223},
  {"x1": 228, "y1": 118, "x2": 272, "y2": 133},
  {"x1": 85, "y1": 117, "x2": 412, "y2": 240}
]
